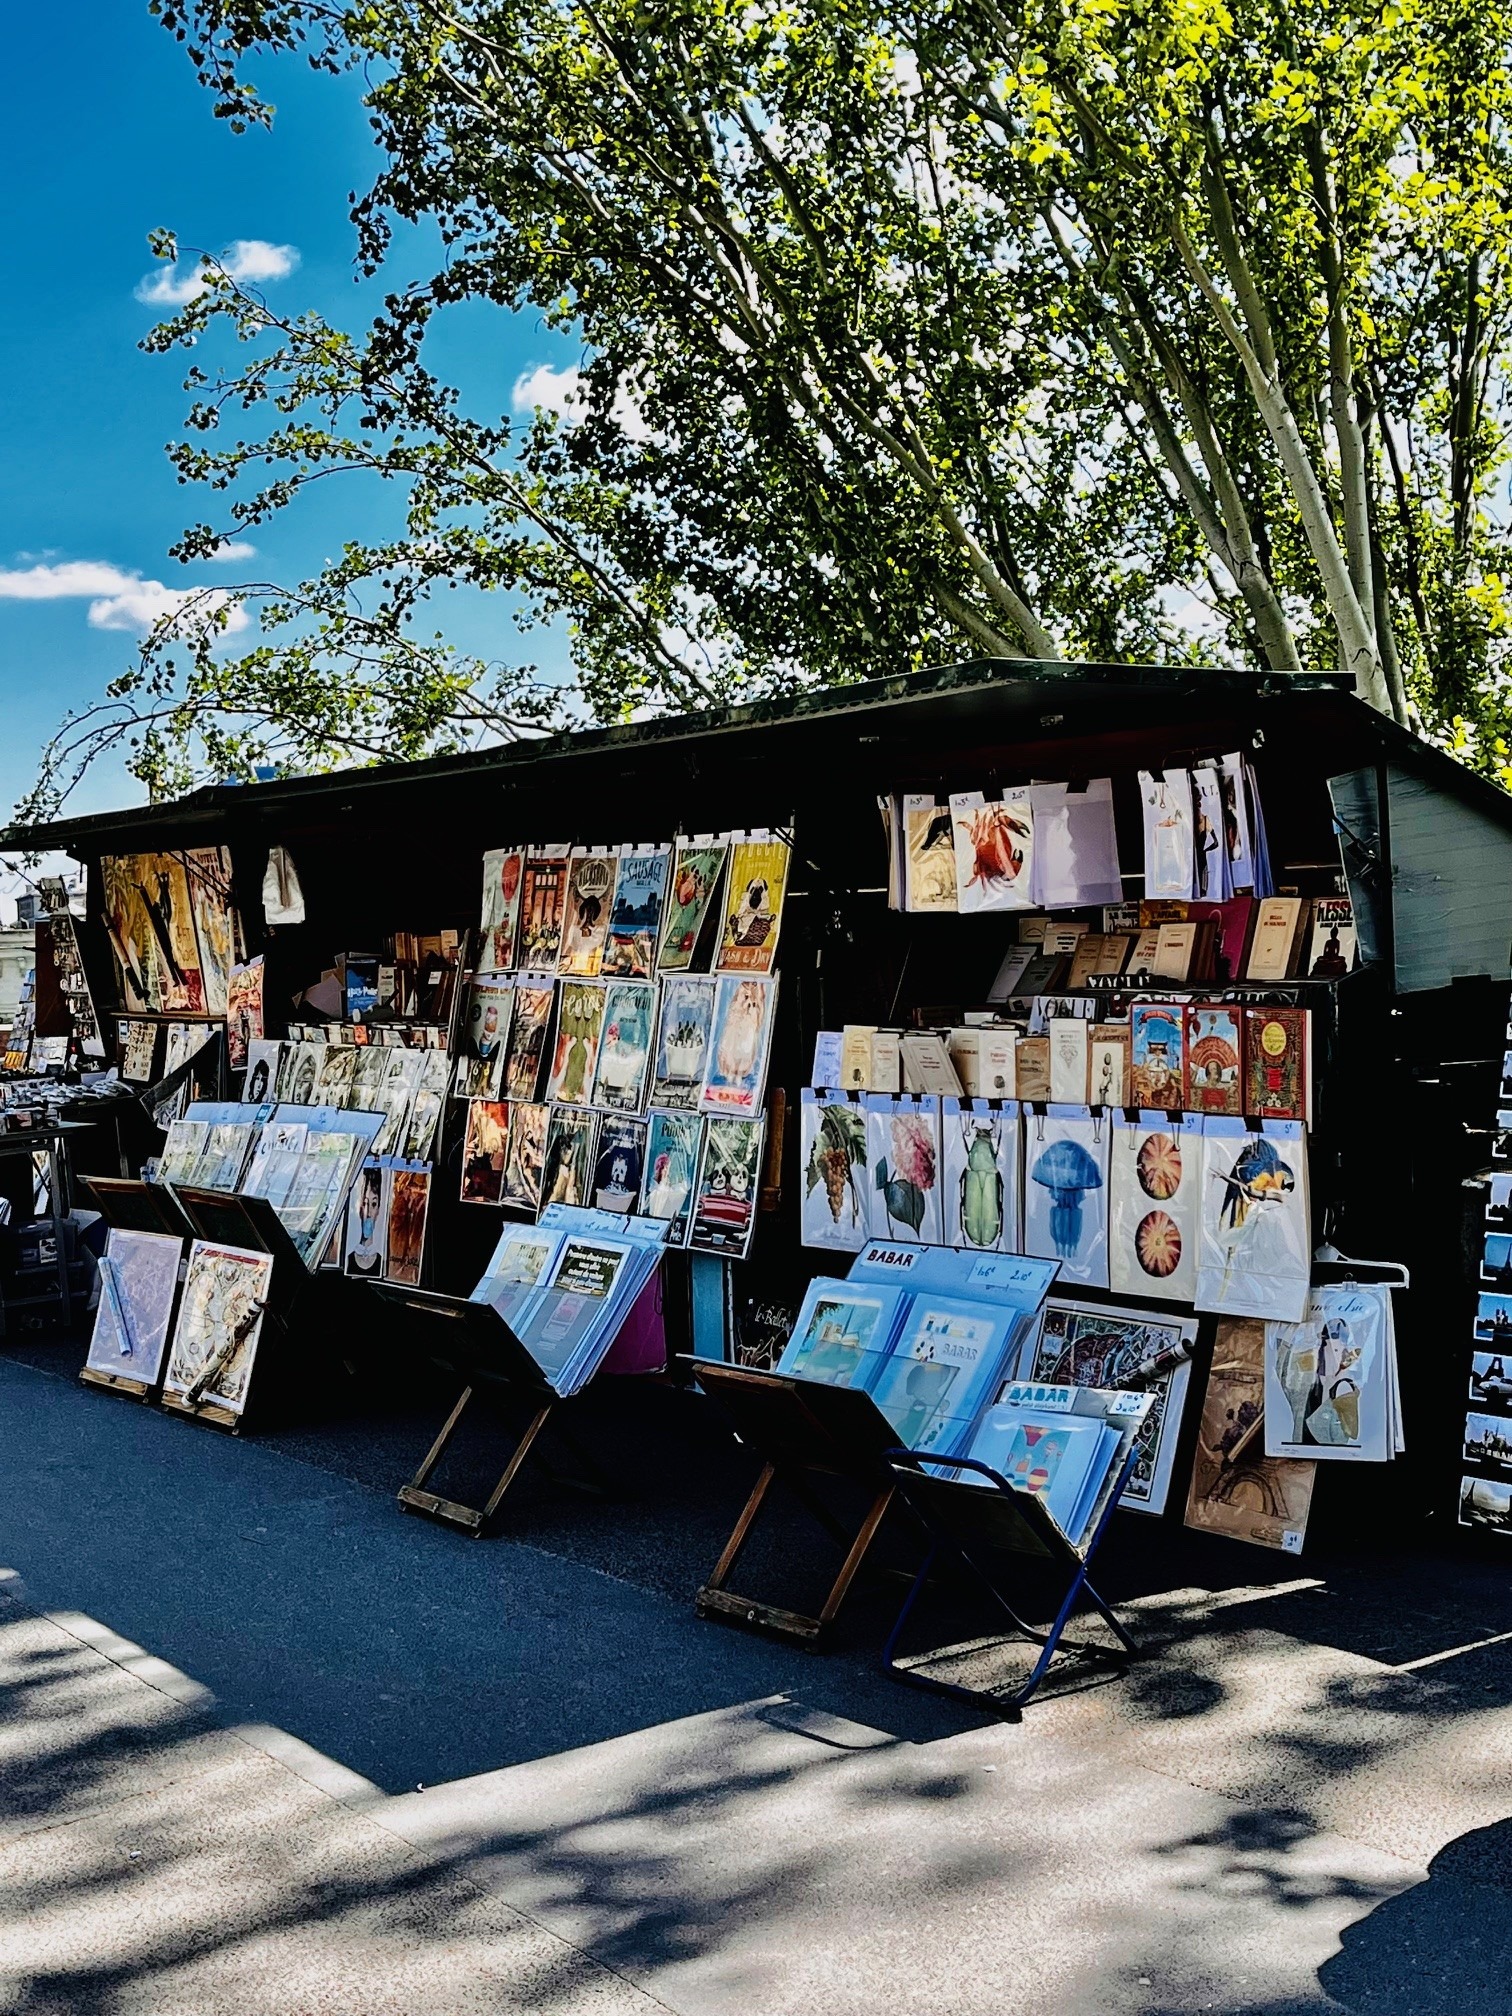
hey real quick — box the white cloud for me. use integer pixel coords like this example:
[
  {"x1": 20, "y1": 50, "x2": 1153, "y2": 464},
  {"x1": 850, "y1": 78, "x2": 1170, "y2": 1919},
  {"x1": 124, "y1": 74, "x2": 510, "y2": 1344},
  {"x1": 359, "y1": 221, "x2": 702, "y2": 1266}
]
[
  {"x1": 513, "y1": 363, "x2": 584, "y2": 419},
  {"x1": 0, "y1": 559, "x2": 248, "y2": 638},
  {"x1": 136, "y1": 238, "x2": 300, "y2": 307},
  {"x1": 208, "y1": 540, "x2": 256, "y2": 561}
]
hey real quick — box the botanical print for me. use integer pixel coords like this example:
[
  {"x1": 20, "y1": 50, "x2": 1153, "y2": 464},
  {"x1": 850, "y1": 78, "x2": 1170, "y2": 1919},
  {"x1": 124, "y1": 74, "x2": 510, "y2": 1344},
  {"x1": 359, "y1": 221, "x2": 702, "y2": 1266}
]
[
  {"x1": 700, "y1": 975, "x2": 777, "y2": 1117},
  {"x1": 592, "y1": 1116, "x2": 648, "y2": 1211},
  {"x1": 639, "y1": 1109, "x2": 701, "y2": 1243},
  {"x1": 592, "y1": 980, "x2": 656, "y2": 1112},
  {"x1": 1026, "y1": 1299, "x2": 1197, "y2": 1514},
  {"x1": 460, "y1": 1100, "x2": 509, "y2": 1205},
  {"x1": 687, "y1": 1114, "x2": 765, "y2": 1258},
  {"x1": 162, "y1": 1242, "x2": 274, "y2": 1417},
  {"x1": 558, "y1": 849, "x2": 619, "y2": 976},
  {"x1": 948, "y1": 791, "x2": 1035, "y2": 914},
  {"x1": 480, "y1": 847, "x2": 525, "y2": 969},
  {"x1": 716, "y1": 836, "x2": 791, "y2": 975},
  {"x1": 800, "y1": 1089, "x2": 870, "y2": 1251},
  {"x1": 1022, "y1": 1108, "x2": 1110, "y2": 1290},
  {"x1": 658, "y1": 842, "x2": 727, "y2": 971},
  {"x1": 940, "y1": 1098, "x2": 1020, "y2": 1254},
  {"x1": 541, "y1": 1106, "x2": 599, "y2": 1210},
  {"x1": 651, "y1": 975, "x2": 716, "y2": 1110},
  {"x1": 865, "y1": 1095, "x2": 944, "y2": 1244},
  {"x1": 85, "y1": 1228, "x2": 183, "y2": 1388},
  {"x1": 547, "y1": 981, "x2": 606, "y2": 1104},
  {"x1": 501, "y1": 1101, "x2": 549, "y2": 1210},
  {"x1": 601, "y1": 848, "x2": 670, "y2": 978},
  {"x1": 1107, "y1": 1115, "x2": 1198, "y2": 1303},
  {"x1": 386, "y1": 1167, "x2": 430, "y2": 1285}
]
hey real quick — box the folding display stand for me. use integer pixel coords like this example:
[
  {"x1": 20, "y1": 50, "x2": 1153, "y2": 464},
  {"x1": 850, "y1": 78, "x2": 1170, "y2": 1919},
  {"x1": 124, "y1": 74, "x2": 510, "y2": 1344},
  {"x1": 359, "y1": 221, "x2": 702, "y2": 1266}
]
[
  {"x1": 688, "y1": 1361, "x2": 911, "y2": 1644},
  {"x1": 0, "y1": 1127, "x2": 74, "y2": 1337},
  {"x1": 879, "y1": 1426, "x2": 1145, "y2": 1719},
  {"x1": 371, "y1": 1283, "x2": 601, "y2": 1536},
  {"x1": 77, "y1": 1173, "x2": 194, "y2": 1240}
]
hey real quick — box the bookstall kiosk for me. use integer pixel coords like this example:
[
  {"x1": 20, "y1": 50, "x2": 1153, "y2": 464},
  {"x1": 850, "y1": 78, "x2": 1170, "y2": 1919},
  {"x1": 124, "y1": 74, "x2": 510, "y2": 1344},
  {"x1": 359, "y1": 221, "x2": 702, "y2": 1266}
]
[{"x1": 10, "y1": 658, "x2": 1512, "y2": 1632}]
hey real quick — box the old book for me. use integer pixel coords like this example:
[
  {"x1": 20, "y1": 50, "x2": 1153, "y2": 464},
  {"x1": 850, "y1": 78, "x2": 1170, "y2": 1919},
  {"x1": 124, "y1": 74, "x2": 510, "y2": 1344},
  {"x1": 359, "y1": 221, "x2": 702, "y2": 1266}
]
[
  {"x1": 1129, "y1": 1003, "x2": 1185, "y2": 1111},
  {"x1": 900, "y1": 1031, "x2": 963, "y2": 1096},
  {"x1": 1047, "y1": 1017, "x2": 1090, "y2": 1104},
  {"x1": 1139, "y1": 899, "x2": 1190, "y2": 926},
  {"x1": 840, "y1": 1025, "x2": 876, "y2": 1093},
  {"x1": 1126, "y1": 926, "x2": 1162, "y2": 973},
  {"x1": 1013, "y1": 1035, "x2": 1051, "y2": 1103},
  {"x1": 1102, "y1": 901, "x2": 1142, "y2": 933},
  {"x1": 1245, "y1": 898, "x2": 1306, "y2": 981},
  {"x1": 1067, "y1": 934, "x2": 1109, "y2": 991},
  {"x1": 869, "y1": 1030, "x2": 902, "y2": 1095},
  {"x1": 1243, "y1": 1006, "x2": 1312, "y2": 1123},
  {"x1": 1183, "y1": 1005, "x2": 1243, "y2": 1115},
  {"x1": 1089, "y1": 1024, "x2": 1130, "y2": 1108},
  {"x1": 947, "y1": 1028, "x2": 984, "y2": 1096},
  {"x1": 980, "y1": 1029, "x2": 1018, "y2": 1100},
  {"x1": 1153, "y1": 922, "x2": 1198, "y2": 981},
  {"x1": 1306, "y1": 895, "x2": 1357, "y2": 979},
  {"x1": 1041, "y1": 922, "x2": 1090, "y2": 958},
  {"x1": 988, "y1": 943, "x2": 1039, "y2": 1003}
]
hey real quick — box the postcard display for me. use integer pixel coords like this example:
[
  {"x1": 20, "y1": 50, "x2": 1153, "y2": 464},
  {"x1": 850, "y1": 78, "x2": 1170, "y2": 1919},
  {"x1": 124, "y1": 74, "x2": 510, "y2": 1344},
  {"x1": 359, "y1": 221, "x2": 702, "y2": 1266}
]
[
  {"x1": 784, "y1": 756, "x2": 1409, "y2": 1554},
  {"x1": 1460, "y1": 1010, "x2": 1512, "y2": 1538}
]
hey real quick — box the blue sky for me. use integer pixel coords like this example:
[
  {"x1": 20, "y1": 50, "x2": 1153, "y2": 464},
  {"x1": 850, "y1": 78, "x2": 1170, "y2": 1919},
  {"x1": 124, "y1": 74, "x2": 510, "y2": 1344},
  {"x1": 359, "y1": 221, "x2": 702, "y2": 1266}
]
[{"x1": 0, "y1": 6, "x2": 575, "y2": 826}]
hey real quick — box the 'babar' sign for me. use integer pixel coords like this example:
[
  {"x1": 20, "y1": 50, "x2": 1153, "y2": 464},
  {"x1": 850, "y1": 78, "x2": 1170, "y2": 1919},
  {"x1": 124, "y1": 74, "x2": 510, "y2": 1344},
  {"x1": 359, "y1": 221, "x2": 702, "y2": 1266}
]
[{"x1": 1000, "y1": 1380, "x2": 1076, "y2": 1413}]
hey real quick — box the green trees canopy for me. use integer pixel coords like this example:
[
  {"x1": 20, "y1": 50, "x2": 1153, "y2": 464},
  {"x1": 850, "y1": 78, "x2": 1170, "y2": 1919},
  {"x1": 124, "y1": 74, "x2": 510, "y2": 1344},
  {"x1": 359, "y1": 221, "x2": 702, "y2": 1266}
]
[{"x1": 29, "y1": 0, "x2": 1512, "y2": 811}]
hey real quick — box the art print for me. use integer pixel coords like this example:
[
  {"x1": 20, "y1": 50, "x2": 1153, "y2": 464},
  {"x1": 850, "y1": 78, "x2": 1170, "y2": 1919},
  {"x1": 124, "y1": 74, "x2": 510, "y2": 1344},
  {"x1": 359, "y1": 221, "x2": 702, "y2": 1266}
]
[
  {"x1": 1108, "y1": 1114, "x2": 1198, "y2": 1303},
  {"x1": 193, "y1": 1121, "x2": 258, "y2": 1192},
  {"x1": 121, "y1": 1019, "x2": 158, "y2": 1085},
  {"x1": 480, "y1": 847, "x2": 525, "y2": 969},
  {"x1": 1184, "y1": 1317, "x2": 1315, "y2": 1551},
  {"x1": 716, "y1": 835, "x2": 790, "y2": 976},
  {"x1": 700, "y1": 974, "x2": 777, "y2": 1117},
  {"x1": 343, "y1": 1162, "x2": 390, "y2": 1279},
  {"x1": 1022, "y1": 1107, "x2": 1110, "y2": 1289},
  {"x1": 901, "y1": 795, "x2": 957, "y2": 912},
  {"x1": 1130, "y1": 1005, "x2": 1185, "y2": 1111},
  {"x1": 1460, "y1": 1473, "x2": 1512, "y2": 1534},
  {"x1": 402, "y1": 1050, "x2": 450, "y2": 1162},
  {"x1": 687, "y1": 1115, "x2": 764, "y2": 1258},
  {"x1": 541, "y1": 1105, "x2": 599, "y2": 1210},
  {"x1": 1265, "y1": 1284, "x2": 1392, "y2": 1461},
  {"x1": 1026, "y1": 779, "x2": 1123, "y2": 909},
  {"x1": 592, "y1": 1116, "x2": 648, "y2": 1212},
  {"x1": 949, "y1": 791, "x2": 1034, "y2": 914},
  {"x1": 183, "y1": 846, "x2": 240, "y2": 1015},
  {"x1": 652, "y1": 975, "x2": 716, "y2": 1110},
  {"x1": 658, "y1": 842, "x2": 727, "y2": 971},
  {"x1": 372, "y1": 1051, "x2": 425, "y2": 1158},
  {"x1": 85, "y1": 1228, "x2": 182, "y2": 1388},
  {"x1": 101, "y1": 855, "x2": 156, "y2": 1011},
  {"x1": 1471, "y1": 1350, "x2": 1512, "y2": 1413},
  {"x1": 1476, "y1": 1293, "x2": 1512, "y2": 1347},
  {"x1": 559, "y1": 850, "x2": 619, "y2": 976},
  {"x1": 1140, "y1": 770, "x2": 1197, "y2": 900},
  {"x1": 162, "y1": 1241, "x2": 274, "y2": 1418},
  {"x1": 242, "y1": 1039, "x2": 281, "y2": 1105},
  {"x1": 504, "y1": 979, "x2": 555, "y2": 1102},
  {"x1": 602, "y1": 848, "x2": 670, "y2": 978},
  {"x1": 501, "y1": 1101, "x2": 549, "y2": 1210},
  {"x1": 592, "y1": 980, "x2": 656, "y2": 1112},
  {"x1": 640, "y1": 1109, "x2": 701, "y2": 1243},
  {"x1": 313, "y1": 1045, "x2": 358, "y2": 1108},
  {"x1": 278, "y1": 1042, "x2": 324, "y2": 1107},
  {"x1": 386, "y1": 1166, "x2": 430, "y2": 1284},
  {"x1": 1466, "y1": 1412, "x2": 1512, "y2": 1470},
  {"x1": 518, "y1": 849, "x2": 571, "y2": 968},
  {"x1": 457, "y1": 974, "x2": 514, "y2": 1100},
  {"x1": 940, "y1": 1098, "x2": 1021, "y2": 1254},
  {"x1": 865, "y1": 1095, "x2": 944, "y2": 1245},
  {"x1": 225, "y1": 957, "x2": 264, "y2": 1069},
  {"x1": 547, "y1": 981, "x2": 606, "y2": 1104},
  {"x1": 800, "y1": 1089, "x2": 870, "y2": 1251},
  {"x1": 460, "y1": 1100, "x2": 509, "y2": 1205},
  {"x1": 1196, "y1": 1119, "x2": 1310, "y2": 1323},
  {"x1": 1025, "y1": 1299, "x2": 1197, "y2": 1514}
]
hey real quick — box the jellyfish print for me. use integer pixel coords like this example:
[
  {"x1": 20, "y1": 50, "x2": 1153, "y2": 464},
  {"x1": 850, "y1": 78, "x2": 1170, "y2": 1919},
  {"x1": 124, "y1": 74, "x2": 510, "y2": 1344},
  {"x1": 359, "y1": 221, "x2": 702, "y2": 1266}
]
[{"x1": 1024, "y1": 1113, "x2": 1110, "y2": 1288}]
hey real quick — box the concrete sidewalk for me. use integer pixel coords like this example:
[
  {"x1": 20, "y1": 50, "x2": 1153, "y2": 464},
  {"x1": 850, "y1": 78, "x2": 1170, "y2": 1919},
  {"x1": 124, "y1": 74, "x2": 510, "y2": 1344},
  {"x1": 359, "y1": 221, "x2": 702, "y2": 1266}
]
[{"x1": 3, "y1": 1350, "x2": 1511, "y2": 2014}]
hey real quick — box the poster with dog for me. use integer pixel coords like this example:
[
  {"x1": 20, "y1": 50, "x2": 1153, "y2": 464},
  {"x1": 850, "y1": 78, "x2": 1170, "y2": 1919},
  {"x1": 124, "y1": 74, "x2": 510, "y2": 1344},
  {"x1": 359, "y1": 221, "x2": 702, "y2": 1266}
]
[{"x1": 716, "y1": 832, "x2": 791, "y2": 977}]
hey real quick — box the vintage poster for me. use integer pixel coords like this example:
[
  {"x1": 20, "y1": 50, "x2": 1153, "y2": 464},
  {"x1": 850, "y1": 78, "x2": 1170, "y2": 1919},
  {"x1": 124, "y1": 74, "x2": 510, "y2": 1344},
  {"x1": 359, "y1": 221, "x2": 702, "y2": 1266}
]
[
  {"x1": 546, "y1": 981, "x2": 606, "y2": 1105},
  {"x1": 800, "y1": 1089, "x2": 870, "y2": 1252},
  {"x1": 241, "y1": 1040, "x2": 282, "y2": 1104},
  {"x1": 601, "y1": 847, "x2": 671, "y2": 978},
  {"x1": 1129, "y1": 1004, "x2": 1185, "y2": 1111},
  {"x1": 313, "y1": 1045, "x2": 358, "y2": 1108},
  {"x1": 592, "y1": 980, "x2": 656, "y2": 1113},
  {"x1": 143, "y1": 852, "x2": 205, "y2": 1012},
  {"x1": 939, "y1": 1098, "x2": 1021, "y2": 1254},
  {"x1": 1024, "y1": 1299, "x2": 1197, "y2": 1515},
  {"x1": 224, "y1": 958, "x2": 264, "y2": 1071},
  {"x1": 343, "y1": 1162, "x2": 390, "y2": 1279},
  {"x1": 162, "y1": 1241, "x2": 275, "y2": 1418},
  {"x1": 85, "y1": 1228, "x2": 183, "y2": 1389},
  {"x1": 385, "y1": 1166, "x2": 430, "y2": 1285},
  {"x1": 101, "y1": 855, "x2": 154, "y2": 1011},
  {"x1": 518, "y1": 847, "x2": 571, "y2": 969},
  {"x1": 1022, "y1": 1107, "x2": 1110, "y2": 1290},
  {"x1": 1264, "y1": 1283, "x2": 1394, "y2": 1462},
  {"x1": 1107, "y1": 1113, "x2": 1198, "y2": 1304},
  {"x1": 541, "y1": 1105, "x2": 599, "y2": 1210},
  {"x1": 120, "y1": 1019, "x2": 158, "y2": 1085},
  {"x1": 901, "y1": 795, "x2": 958, "y2": 913},
  {"x1": 651, "y1": 975, "x2": 716, "y2": 1111},
  {"x1": 687, "y1": 1115, "x2": 765, "y2": 1259},
  {"x1": 716, "y1": 834, "x2": 791, "y2": 976},
  {"x1": 949, "y1": 791, "x2": 1035, "y2": 915},
  {"x1": 592, "y1": 1115, "x2": 648, "y2": 1212},
  {"x1": 501, "y1": 1100, "x2": 549, "y2": 1211},
  {"x1": 657, "y1": 841, "x2": 728, "y2": 971},
  {"x1": 457, "y1": 974, "x2": 514, "y2": 1100},
  {"x1": 370, "y1": 1050, "x2": 423, "y2": 1158},
  {"x1": 480, "y1": 847, "x2": 526, "y2": 969},
  {"x1": 1195, "y1": 1118, "x2": 1310, "y2": 1323},
  {"x1": 459, "y1": 1100, "x2": 509, "y2": 1205},
  {"x1": 401, "y1": 1051, "x2": 450, "y2": 1162},
  {"x1": 1185, "y1": 1316, "x2": 1316, "y2": 1552},
  {"x1": 864, "y1": 1094, "x2": 944, "y2": 1245},
  {"x1": 183, "y1": 846, "x2": 240, "y2": 1014},
  {"x1": 640, "y1": 1109, "x2": 701, "y2": 1244},
  {"x1": 558, "y1": 848, "x2": 620, "y2": 977},
  {"x1": 503, "y1": 978, "x2": 555, "y2": 1102},
  {"x1": 700, "y1": 975, "x2": 777, "y2": 1117}
]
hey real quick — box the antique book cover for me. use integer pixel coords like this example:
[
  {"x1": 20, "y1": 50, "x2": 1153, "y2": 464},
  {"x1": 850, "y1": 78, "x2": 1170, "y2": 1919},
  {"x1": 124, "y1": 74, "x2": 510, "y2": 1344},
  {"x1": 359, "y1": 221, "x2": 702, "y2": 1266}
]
[
  {"x1": 602, "y1": 847, "x2": 671, "y2": 979},
  {"x1": 869, "y1": 1030, "x2": 902, "y2": 1095},
  {"x1": 1245, "y1": 897, "x2": 1306, "y2": 981},
  {"x1": 1129, "y1": 1004, "x2": 1184, "y2": 1111},
  {"x1": 1152, "y1": 922, "x2": 1198, "y2": 981},
  {"x1": 518, "y1": 847, "x2": 571, "y2": 969},
  {"x1": 1185, "y1": 1316, "x2": 1316, "y2": 1552},
  {"x1": 1012, "y1": 1035, "x2": 1051, "y2": 1103},
  {"x1": 1243, "y1": 1007, "x2": 1311, "y2": 1122},
  {"x1": 902, "y1": 794, "x2": 958, "y2": 912},
  {"x1": 840, "y1": 1025, "x2": 877, "y2": 1092},
  {"x1": 1306, "y1": 895, "x2": 1357, "y2": 978},
  {"x1": 1126, "y1": 925, "x2": 1163, "y2": 972},
  {"x1": 559, "y1": 848, "x2": 620, "y2": 977},
  {"x1": 717, "y1": 834, "x2": 792, "y2": 975},
  {"x1": 657, "y1": 841, "x2": 728, "y2": 972},
  {"x1": 1047, "y1": 1018, "x2": 1089, "y2": 1104},
  {"x1": 1184, "y1": 1005, "x2": 1243, "y2": 1116}
]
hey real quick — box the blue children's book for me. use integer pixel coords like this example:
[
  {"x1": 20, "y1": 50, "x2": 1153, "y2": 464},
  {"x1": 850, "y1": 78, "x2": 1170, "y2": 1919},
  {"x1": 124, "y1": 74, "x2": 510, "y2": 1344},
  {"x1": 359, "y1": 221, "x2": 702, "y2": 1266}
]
[{"x1": 776, "y1": 1278, "x2": 910, "y2": 1389}]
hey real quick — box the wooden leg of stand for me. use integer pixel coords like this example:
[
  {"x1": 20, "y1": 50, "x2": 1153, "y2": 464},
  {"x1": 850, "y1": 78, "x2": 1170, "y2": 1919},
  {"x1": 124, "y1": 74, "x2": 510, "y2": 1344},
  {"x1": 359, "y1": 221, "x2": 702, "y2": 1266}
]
[
  {"x1": 703, "y1": 1463, "x2": 776, "y2": 1592},
  {"x1": 477, "y1": 1405, "x2": 554, "y2": 1529},
  {"x1": 409, "y1": 1384, "x2": 474, "y2": 1492},
  {"x1": 816, "y1": 1486, "x2": 894, "y2": 1627}
]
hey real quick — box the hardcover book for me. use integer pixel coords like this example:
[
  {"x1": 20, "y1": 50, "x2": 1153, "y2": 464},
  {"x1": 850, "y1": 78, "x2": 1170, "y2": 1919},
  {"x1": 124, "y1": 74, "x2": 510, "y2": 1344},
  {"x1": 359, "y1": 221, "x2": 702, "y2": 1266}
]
[
  {"x1": 1184, "y1": 1005, "x2": 1243, "y2": 1116},
  {"x1": 1245, "y1": 897, "x2": 1306, "y2": 981},
  {"x1": 1129, "y1": 1004, "x2": 1185, "y2": 1111},
  {"x1": 1243, "y1": 1007, "x2": 1311, "y2": 1123},
  {"x1": 1306, "y1": 894, "x2": 1357, "y2": 978}
]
